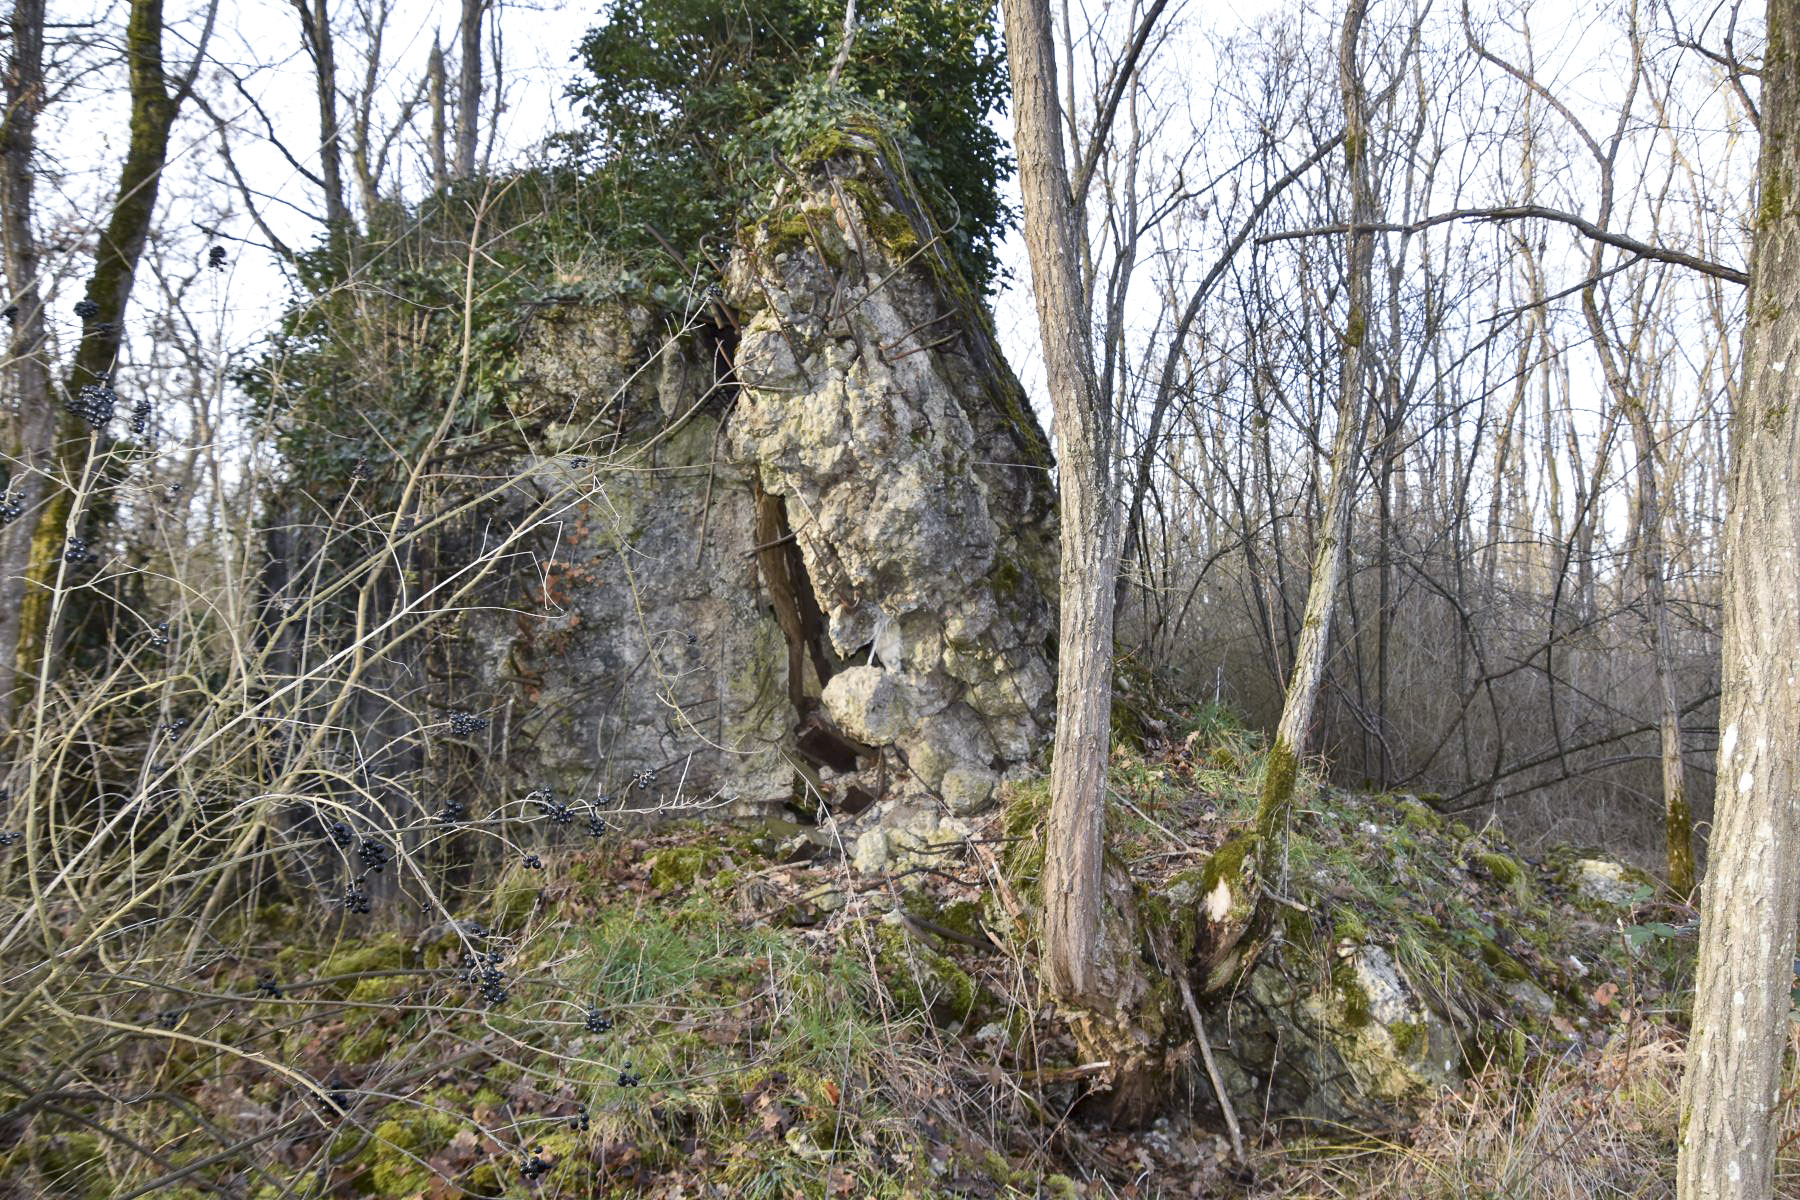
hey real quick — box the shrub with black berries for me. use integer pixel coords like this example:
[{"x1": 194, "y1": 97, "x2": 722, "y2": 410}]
[
  {"x1": 447, "y1": 710, "x2": 488, "y2": 737},
  {"x1": 569, "y1": 1107, "x2": 590, "y2": 1132},
  {"x1": 326, "y1": 819, "x2": 354, "y2": 848},
  {"x1": 0, "y1": 490, "x2": 24, "y2": 525},
  {"x1": 522, "y1": 853, "x2": 543, "y2": 870},
  {"x1": 342, "y1": 883, "x2": 371, "y2": 914},
  {"x1": 63, "y1": 536, "x2": 93, "y2": 565},
  {"x1": 530, "y1": 788, "x2": 572, "y2": 825},
  {"x1": 357, "y1": 838, "x2": 389, "y2": 873},
  {"x1": 616, "y1": 1062, "x2": 641, "y2": 1087},
  {"x1": 66, "y1": 381, "x2": 116, "y2": 429},
  {"x1": 437, "y1": 798, "x2": 467, "y2": 825},
  {"x1": 73, "y1": 298, "x2": 99, "y2": 319},
  {"x1": 586, "y1": 812, "x2": 607, "y2": 838},
  {"x1": 584, "y1": 1007, "x2": 612, "y2": 1034},
  {"x1": 520, "y1": 1146, "x2": 551, "y2": 1181},
  {"x1": 466, "y1": 951, "x2": 509, "y2": 1006},
  {"x1": 148, "y1": 621, "x2": 170, "y2": 648}
]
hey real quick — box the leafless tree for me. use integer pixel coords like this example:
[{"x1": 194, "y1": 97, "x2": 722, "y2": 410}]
[{"x1": 1677, "y1": 2, "x2": 1800, "y2": 1192}]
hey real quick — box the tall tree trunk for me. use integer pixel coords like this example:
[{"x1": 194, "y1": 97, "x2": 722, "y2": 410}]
[
  {"x1": 1254, "y1": 0, "x2": 1375, "y2": 869},
  {"x1": 1579, "y1": 255, "x2": 1694, "y2": 899},
  {"x1": 1620, "y1": 392, "x2": 1696, "y2": 900},
  {"x1": 453, "y1": 0, "x2": 483, "y2": 179},
  {"x1": 0, "y1": 0, "x2": 51, "y2": 722},
  {"x1": 297, "y1": 0, "x2": 351, "y2": 257},
  {"x1": 428, "y1": 38, "x2": 447, "y2": 188},
  {"x1": 1676, "y1": 0, "x2": 1800, "y2": 1190},
  {"x1": 999, "y1": 0, "x2": 1120, "y2": 1007},
  {"x1": 10, "y1": 0, "x2": 181, "y2": 714}
]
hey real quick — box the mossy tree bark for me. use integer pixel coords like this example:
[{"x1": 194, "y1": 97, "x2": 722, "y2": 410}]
[
  {"x1": 8, "y1": 0, "x2": 193, "y2": 716},
  {"x1": 0, "y1": 0, "x2": 52, "y2": 719},
  {"x1": 1676, "y1": 0, "x2": 1800, "y2": 1191}
]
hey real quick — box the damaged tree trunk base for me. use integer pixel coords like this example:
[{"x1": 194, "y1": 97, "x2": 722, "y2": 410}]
[
  {"x1": 1052, "y1": 752, "x2": 1292, "y2": 1130},
  {"x1": 1004, "y1": 737, "x2": 1658, "y2": 1137}
]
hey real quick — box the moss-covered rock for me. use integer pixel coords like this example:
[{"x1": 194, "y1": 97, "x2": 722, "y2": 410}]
[{"x1": 647, "y1": 844, "x2": 729, "y2": 892}]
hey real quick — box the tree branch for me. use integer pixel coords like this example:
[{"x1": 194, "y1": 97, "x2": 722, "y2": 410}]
[{"x1": 1257, "y1": 204, "x2": 1747, "y2": 285}]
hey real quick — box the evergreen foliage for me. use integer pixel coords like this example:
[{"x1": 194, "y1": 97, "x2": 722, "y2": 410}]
[{"x1": 565, "y1": 0, "x2": 1012, "y2": 290}]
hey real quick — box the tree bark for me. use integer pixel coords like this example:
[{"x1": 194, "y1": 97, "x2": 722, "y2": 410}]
[
  {"x1": 296, "y1": 0, "x2": 351, "y2": 253},
  {"x1": 454, "y1": 0, "x2": 484, "y2": 179},
  {"x1": 0, "y1": 0, "x2": 51, "y2": 721},
  {"x1": 1253, "y1": 0, "x2": 1375, "y2": 862},
  {"x1": 1000, "y1": 0, "x2": 1120, "y2": 1007},
  {"x1": 428, "y1": 38, "x2": 447, "y2": 188},
  {"x1": 9, "y1": 0, "x2": 182, "y2": 714},
  {"x1": 1676, "y1": 1, "x2": 1800, "y2": 1191}
]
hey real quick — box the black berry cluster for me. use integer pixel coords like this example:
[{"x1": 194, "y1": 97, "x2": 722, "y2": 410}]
[
  {"x1": 130, "y1": 397, "x2": 152, "y2": 436},
  {"x1": 569, "y1": 1107, "x2": 590, "y2": 1132},
  {"x1": 148, "y1": 622, "x2": 170, "y2": 648},
  {"x1": 73, "y1": 299, "x2": 99, "y2": 320},
  {"x1": 342, "y1": 882, "x2": 371, "y2": 914},
  {"x1": 520, "y1": 1146, "x2": 551, "y2": 1181},
  {"x1": 437, "y1": 798, "x2": 467, "y2": 825},
  {"x1": 0, "y1": 490, "x2": 24, "y2": 525},
  {"x1": 571, "y1": 456, "x2": 590, "y2": 469},
  {"x1": 447, "y1": 711, "x2": 488, "y2": 737},
  {"x1": 254, "y1": 971, "x2": 282, "y2": 999},
  {"x1": 162, "y1": 716, "x2": 189, "y2": 739},
  {"x1": 466, "y1": 950, "x2": 508, "y2": 1005},
  {"x1": 0, "y1": 832, "x2": 20, "y2": 848},
  {"x1": 586, "y1": 812, "x2": 607, "y2": 838},
  {"x1": 529, "y1": 788, "x2": 572, "y2": 825},
  {"x1": 66, "y1": 381, "x2": 116, "y2": 429},
  {"x1": 326, "y1": 820, "x2": 355, "y2": 848},
  {"x1": 583, "y1": 1007, "x2": 612, "y2": 1034},
  {"x1": 631, "y1": 768, "x2": 658, "y2": 791},
  {"x1": 522, "y1": 853, "x2": 543, "y2": 870},
  {"x1": 156, "y1": 1008, "x2": 180, "y2": 1029},
  {"x1": 357, "y1": 838, "x2": 389, "y2": 874},
  {"x1": 208, "y1": 246, "x2": 227, "y2": 269},
  {"x1": 63, "y1": 536, "x2": 94, "y2": 565},
  {"x1": 616, "y1": 1062, "x2": 641, "y2": 1087}
]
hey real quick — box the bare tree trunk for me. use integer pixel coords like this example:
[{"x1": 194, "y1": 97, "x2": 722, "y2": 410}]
[
  {"x1": 999, "y1": 0, "x2": 1120, "y2": 1007},
  {"x1": 11, "y1": 0, "x2": 186, "y2": 713},
  {"x1": 428, "y1": 37, "x2": 447, "y2": 188},
  {"x1": 297, "y1": 0, "x2": 351, "y2": 250},
  {"x1": 1676, "y1": 2, "x2": 1800, "y2": 1190},
  {"x1": 1255, "y1": 0, "x2": 1375, "y2": 862},
  {"x1": 0, "y1": 0, "x2": 51, "y2": 722},
  {"x1": 454, "y1": 0, "x2": 483, "y2": 179}
]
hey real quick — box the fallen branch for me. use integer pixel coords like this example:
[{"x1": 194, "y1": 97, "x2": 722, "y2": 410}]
[{"x1": 1176, "y1": 969, "x2": 1245, "y2": 1163}]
